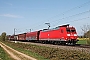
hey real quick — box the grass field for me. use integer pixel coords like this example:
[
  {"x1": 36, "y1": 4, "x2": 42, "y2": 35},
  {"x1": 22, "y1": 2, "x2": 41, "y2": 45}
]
[
  {"x1": 2, "y1": 41, "x2": 90, "y2": 60},
  {"x1": 77, "y1": 38, "x2": 90, "y2": 45},
  {"x1": 77, "y1": 40, "x2": 87, "y2": 44},
  {"x1": 0, "y1": 46, "x2": 12, "y2": 60}
]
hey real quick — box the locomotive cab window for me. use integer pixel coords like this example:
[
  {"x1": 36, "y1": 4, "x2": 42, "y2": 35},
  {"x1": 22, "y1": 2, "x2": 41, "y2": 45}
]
[
  {"x1": 66, "y1": 28, "x2": 76, "y2": 32},
  {"x1": 66, "y1": 28, "x2": 70, "y2": 32},
  {"x1": 71, "y1": 29, "x2": 76, "y2": 32}
]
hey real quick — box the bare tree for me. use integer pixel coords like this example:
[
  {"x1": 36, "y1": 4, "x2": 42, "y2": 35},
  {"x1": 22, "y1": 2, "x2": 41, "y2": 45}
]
[
  {"x1": 81, "y1": 24, "x2": 90, "y2": 45},
  {"x1": 81, "y1": 24, "x2": 90, "y2": 37}
]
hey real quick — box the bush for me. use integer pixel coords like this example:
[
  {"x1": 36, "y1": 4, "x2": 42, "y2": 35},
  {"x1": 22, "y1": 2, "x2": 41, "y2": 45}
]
[
  {"x1": 87, "y1": 39, "x2": 90, "y2": 45},
  {"x1": 0, "y1": 32, "x2": 6, "y2": 41}
]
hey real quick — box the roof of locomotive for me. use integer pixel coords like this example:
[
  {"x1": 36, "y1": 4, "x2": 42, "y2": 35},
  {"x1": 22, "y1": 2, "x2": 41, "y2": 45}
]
[
  {"x1": 58, "y1": 24, "x2": 69, "y2": 27},
  {"x1": 42, "y1": 24, "x2": 70, "y2": 31}
]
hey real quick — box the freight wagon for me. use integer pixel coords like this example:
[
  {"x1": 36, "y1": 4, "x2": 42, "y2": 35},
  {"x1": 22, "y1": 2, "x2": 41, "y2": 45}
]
[
  {"x1": 9, "y1": 35, "x2": 14, "y2": 40},
  {"x1": 18, "y1": 33, "x2": 26, "y2": 40},
  {"x1": 26, "y1": 31, "x2": 38, "y2": 41}
]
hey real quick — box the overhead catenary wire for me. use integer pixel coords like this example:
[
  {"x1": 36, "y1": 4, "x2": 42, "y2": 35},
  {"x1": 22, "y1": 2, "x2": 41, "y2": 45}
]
[
  {"x1": 30, "y1": 0, "x2": 90, "y2": 30},
  {"x1": 52, "y1": 9, "x2": 90, "y2": 26},
  {"x1": 33, "y1": 9, "x2": 90, "y2": 29},
  {"x1": 47, "y1": 0, "x2": 90, "y2": 22},
  {"x1": 65, "y1": 17, "x2": 90, "y2": 24}
]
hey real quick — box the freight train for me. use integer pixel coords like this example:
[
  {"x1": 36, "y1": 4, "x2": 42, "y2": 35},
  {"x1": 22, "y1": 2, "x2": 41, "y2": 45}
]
[{"x1": 8, "y1": 24, "x2": 78, "y2": 45}]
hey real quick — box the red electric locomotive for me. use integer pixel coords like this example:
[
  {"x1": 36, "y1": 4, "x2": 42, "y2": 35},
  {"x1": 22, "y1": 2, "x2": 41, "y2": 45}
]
[{"x1": 39, "y1": 24, "x2": 78, "y2": 45}]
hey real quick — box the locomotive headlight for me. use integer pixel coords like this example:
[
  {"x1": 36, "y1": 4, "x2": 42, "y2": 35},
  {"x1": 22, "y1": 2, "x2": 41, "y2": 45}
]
[
  {"x1": 67, "y1": 34, "x2": 70, "y2": 36},
  {"x1": 74, "y1": 34, "x2": 77, "y2": 36}
]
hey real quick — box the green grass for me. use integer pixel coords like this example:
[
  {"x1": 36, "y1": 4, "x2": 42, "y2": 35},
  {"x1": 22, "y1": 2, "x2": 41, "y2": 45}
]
[
  {"x1": 14, "y1": 48, "x2": 48, "y2": 60},
  {"x1": 77, "y1": 38, "x2": 90, "y2": 45},
  {"x1": 0, "y1": 46, "x2": 12, "y2": 60},
  {"x1": 77, "y1": 40, "x2": 87, "y2": 44},
  {"x1": 2, "y1": 41, "x2": 90, "y2": 60},
  {"x1": 2, "y1": 41, "x2": 49, "y2": 60}
]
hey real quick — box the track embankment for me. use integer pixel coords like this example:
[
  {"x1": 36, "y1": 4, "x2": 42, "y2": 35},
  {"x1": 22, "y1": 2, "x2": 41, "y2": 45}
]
[
  {"x1": 0, "y1": 42, "x2": 37, "y2": 60},
  {"x1": 18, "y1": 41, "x2": 90, "y2": 54}
]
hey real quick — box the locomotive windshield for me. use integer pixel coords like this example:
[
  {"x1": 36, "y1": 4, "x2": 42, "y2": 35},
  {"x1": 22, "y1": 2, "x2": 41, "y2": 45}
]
[
  {"x1": 71, "y1": 29, "x2": 76, "y2": 32},
  {"x1": 66, "y1": 28, "x2": 76, "y2": 32}
]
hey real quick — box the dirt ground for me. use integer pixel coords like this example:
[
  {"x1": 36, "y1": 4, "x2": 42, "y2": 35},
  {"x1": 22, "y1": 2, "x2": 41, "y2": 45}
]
[{"x1": 0, "y1": 42, "x2": 37, "y2": 60}]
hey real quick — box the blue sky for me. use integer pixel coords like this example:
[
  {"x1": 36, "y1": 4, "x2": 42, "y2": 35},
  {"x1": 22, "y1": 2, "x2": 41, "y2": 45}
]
[{"x1": 0, "y1": 0, "x2": 90, "y2": 35}]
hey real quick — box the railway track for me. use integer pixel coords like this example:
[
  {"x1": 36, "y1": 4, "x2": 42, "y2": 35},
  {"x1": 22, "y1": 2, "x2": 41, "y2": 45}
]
[
  {"x1": 11, "y1": 41, "x2": 90, "y2": 54},
  {"x1": 79, "y1": 44, "x2": 90, "y2": 48}
]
